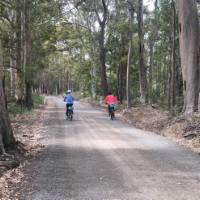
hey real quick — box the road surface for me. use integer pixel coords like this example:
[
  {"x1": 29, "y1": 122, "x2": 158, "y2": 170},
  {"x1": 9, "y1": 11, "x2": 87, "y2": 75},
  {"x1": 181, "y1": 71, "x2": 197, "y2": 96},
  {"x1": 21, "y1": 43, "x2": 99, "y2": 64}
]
[{"x1": 16, "y1": 96, "x2": 200, "y2": 200}]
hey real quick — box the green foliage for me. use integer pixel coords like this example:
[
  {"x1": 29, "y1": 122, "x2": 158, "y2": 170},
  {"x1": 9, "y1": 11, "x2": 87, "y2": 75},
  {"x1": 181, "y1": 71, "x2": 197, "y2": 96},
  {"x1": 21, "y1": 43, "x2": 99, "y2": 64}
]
[
  {"x1": 8, "y1": 95, "x2": 44, "y2": 115},
  {"x1": 8, "y1": 103, "x2": 26, "y2": 115},
  {"x1": 2, "y1": 0, "x2": 186, "y2": 111},
  {"x1": 33, "y1": 95, "x2": 44, "y2": 107}
]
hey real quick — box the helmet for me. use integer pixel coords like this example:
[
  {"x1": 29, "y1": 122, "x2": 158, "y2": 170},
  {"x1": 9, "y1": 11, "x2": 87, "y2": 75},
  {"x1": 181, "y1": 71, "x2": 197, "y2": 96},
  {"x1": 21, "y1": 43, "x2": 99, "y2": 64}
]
[{"x1": 67, "y1": 89, "x2": 71, "y2": 94}]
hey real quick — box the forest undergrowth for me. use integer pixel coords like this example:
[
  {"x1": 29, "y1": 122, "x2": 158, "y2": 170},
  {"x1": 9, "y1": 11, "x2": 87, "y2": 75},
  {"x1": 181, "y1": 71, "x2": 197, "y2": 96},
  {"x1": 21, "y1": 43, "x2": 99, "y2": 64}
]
[
  {"x1": 121, "y1": 105, "x2": 200, "y2": 154},
  {"x1": 0, "y1": 106, "x2": 47, "y2": 200}
]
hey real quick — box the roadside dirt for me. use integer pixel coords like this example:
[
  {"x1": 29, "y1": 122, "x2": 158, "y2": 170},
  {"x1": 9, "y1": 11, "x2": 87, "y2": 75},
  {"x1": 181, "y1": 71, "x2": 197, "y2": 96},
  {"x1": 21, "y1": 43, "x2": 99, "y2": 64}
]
[
  {"x1": 120, "y1": 105, "x2": 169, "y2": 133},
  {"x1": 0, "y1": 108, "x2": 47, "y2": 200},
  {"x1": 121, "y1": 105, "x2": 200, "y2": 154}
]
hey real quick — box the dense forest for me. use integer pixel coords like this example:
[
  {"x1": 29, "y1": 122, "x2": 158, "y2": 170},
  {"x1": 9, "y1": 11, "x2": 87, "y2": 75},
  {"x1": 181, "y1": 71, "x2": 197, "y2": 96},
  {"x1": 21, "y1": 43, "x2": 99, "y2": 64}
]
[{"x1": 0, "y1": 0, "x2": 200, "y2": 152}]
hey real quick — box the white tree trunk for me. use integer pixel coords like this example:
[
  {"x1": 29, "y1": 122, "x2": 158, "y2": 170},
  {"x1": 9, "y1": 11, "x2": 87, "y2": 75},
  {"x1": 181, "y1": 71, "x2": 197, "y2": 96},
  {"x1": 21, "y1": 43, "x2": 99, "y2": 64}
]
[
  {"x1": 126, "y1": 0, "x2": 134, "y2": 107},
  {"x1": 137, "y1": 0, "x2": 147, "y2": 104},
  {"x1": 177, "y1": 0, "x2": 200, "y2": 114},
  {"x1": 10, "y1": 57, "x2": 16, "y2": 98}
]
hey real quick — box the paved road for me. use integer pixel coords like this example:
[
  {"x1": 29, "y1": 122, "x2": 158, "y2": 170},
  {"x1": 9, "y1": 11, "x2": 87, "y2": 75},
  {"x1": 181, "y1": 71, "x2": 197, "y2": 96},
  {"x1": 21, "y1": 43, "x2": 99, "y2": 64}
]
[{"x1": 17, "y1": 97, "x2": 200, "y2": 200}]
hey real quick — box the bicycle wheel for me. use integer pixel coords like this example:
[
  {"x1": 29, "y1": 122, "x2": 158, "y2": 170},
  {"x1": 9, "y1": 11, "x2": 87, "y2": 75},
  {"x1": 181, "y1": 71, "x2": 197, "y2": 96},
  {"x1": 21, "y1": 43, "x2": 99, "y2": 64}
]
[
  {"x1": 69, "y1": 112, "x2": 73, "y2": 121},
  {"x1": 110, "y1": 111, "x2": 114, "y2": 120}
]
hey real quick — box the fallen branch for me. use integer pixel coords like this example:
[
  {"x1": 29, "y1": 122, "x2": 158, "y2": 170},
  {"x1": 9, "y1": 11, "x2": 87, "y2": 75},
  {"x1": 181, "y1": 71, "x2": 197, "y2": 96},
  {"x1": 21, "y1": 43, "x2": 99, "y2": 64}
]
[
  {"x1": 0, "y1": 160, "x2": 20, "y2": 170},
  {"x1": 184, "y1": 132, "x2": 199, "y2": 139}
]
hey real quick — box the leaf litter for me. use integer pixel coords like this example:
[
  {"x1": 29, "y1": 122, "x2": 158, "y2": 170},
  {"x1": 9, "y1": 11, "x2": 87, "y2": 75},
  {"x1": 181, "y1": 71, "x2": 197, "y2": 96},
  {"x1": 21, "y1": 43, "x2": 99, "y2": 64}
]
[
  {"x1": 120, "y1": 105, "x2": 200, "y2": 154},
  {"x1": 0, "y1": 108, "x2": 47, "y2": 200}
]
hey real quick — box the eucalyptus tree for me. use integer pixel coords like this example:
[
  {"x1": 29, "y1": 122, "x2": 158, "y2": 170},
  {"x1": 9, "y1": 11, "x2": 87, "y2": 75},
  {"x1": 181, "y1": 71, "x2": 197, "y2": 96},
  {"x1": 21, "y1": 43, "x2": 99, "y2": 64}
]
[
  {"x1": 126, "y1": 0, "x2": 135, "y2": 107},
  {"x1": 0, "y1": 0, "x2": 17, "y2": 152},
  {"x1": 0, "y1": 39, "x2": 15, "y2": 153},
  {"x1": 94, "y1": 0, "x2": 109, "y2": 96},
  {"x1": 15, "y1": 0, "x2": 24, "y2": 105},
  {"x1": 22, "y1": 0, "x2": 62, "y2": 109},
  {"x1": 177, "y1": 0, "x2": 200, "y2": 114},
  {"x1": 137, "y1": 0, "x2": 147, "y2": 103},
  {"x1": 65, "y1": 0, "x2": 112, "y2": 96},
  {"x1": 106, "y1": 0, "x2": 129, "y2": 102},
  {"x1": 144, "y1": 0, "x2": 181, "y2": 111},
  {"x1": 168, "y1": 0, "x2": 177, "y2": 114}
]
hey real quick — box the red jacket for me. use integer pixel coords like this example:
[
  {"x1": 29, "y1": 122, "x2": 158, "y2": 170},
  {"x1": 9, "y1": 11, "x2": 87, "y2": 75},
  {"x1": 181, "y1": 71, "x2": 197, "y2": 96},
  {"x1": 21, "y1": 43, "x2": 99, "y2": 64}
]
[{"x1": 105, "y1": 95, "x2": 117, "y2": 105}]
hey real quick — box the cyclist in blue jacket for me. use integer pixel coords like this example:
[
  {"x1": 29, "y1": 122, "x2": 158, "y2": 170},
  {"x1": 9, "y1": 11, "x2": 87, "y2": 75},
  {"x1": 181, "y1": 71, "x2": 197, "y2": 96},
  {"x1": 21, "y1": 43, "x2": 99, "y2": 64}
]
[{"x1": 64, "y1": 89, "x2": 74, "y2": 117}]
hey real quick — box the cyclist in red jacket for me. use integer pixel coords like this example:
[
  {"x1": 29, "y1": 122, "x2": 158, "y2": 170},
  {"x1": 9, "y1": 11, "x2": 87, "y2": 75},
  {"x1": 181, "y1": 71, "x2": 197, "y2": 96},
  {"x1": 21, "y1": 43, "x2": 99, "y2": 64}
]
[{"x1": 104, "y1": 92, "x2": 117, "y2": 116}]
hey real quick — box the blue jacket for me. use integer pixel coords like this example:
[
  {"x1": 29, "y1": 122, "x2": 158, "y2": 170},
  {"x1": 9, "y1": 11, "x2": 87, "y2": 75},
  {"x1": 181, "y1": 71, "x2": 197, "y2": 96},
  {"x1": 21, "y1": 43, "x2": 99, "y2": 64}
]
[{"x1": 64, "y1": 94, "x2": 74, "y2": 104}]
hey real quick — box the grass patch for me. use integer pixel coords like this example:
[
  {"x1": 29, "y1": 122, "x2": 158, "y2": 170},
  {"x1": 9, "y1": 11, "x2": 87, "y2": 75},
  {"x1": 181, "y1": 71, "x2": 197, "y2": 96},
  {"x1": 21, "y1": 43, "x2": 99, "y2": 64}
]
[
  {"x1": 8, "y1": 95, "x2": 44, "y2": 115},
  {"x1": 8, "y1": 103, "x2": 30, "y2": 115},
  {"x1": 33, "y1": 95, "x2": 44, "y2": 108},
  {"x1": 8, "y1": 102, "x2": 22, "y2": 114}
]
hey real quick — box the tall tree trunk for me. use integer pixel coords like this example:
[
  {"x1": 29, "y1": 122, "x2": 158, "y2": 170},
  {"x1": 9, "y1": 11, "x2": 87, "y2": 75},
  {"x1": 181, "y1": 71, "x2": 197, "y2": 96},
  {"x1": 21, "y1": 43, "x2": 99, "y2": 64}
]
[
  {"x1": 137, "y1": 0, "x2": 147, "y2": 104},
  {"x1": 25, "y1": 81, "x2": 33, "y2": 109},
  {"x1": 149, "y1": 41, "x2": 153, "y2": 103},
  {"x1": 155, "y1": 0, "x2": 158, "y2": 8},
  {"x1": 95, "y1": 0, "x2": 108, "y2": 96},
  {"x1": 177, "y1": 0, "x2": 200, "y2": 114},
  {"x1": 169, "y1": 0, "x2": 176, "y2": 114},
  {"x1": 118, "y1": 62, "x2": 127, "y2": 104},
  {"x1": 15, "y1": 0, "x2": 24, "y2": 103},
  {"x1": 99, "y1": 28, "x2": 108, "y2": 96},
  {"x1": 148, "y1": 1, "x2": 158, "y2": 103},
  {"x1": 126, "y1": 0, "x2": 134, "y2": 107},
  {"x1": 91, "y1": 64, "x2": 96, "y2": 99},
  {"x1": 24, "y1": 0, "x2": 33, "y2": 110},
  {"x1": 2, "y1": 75, "x2": 7, "y2": 109},
  {"x1": 0, "y1": 39, "x2": 15, "y2": 152},
  {"x1": 10, "y1": 55, "x2": 16, "y2": 98}
]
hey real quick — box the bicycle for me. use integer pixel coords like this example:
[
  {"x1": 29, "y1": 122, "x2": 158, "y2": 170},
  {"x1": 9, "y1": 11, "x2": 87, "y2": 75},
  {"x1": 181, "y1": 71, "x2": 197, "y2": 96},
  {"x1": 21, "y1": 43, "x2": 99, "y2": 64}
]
[
  {"x1": 67, "y1": 106, "x2": 73, "y2": 121},
  {"x1": 108, "y1": 104, "x2": 115, "y2": 120}
]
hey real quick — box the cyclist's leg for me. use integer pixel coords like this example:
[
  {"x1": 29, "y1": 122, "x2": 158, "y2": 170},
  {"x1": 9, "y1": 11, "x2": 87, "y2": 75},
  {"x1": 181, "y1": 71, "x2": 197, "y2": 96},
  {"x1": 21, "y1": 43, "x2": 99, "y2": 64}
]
[
  {"x1": 108, "y1": 105, "x2": 111, "y2": 115},
  {"x1": 66, "y1": 104, "x2": 69, "y2": 116},
  {"x1": 71, "y1": 104, "x2": 74, "y2": 113},
  {"x1": 67, "y1": 104, "x2": 73, "y2": 115}
]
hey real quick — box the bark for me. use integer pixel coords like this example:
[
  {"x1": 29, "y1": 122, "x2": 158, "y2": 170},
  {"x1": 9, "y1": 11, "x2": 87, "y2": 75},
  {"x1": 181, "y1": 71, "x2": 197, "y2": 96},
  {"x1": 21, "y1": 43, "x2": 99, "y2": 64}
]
[
  {"x1": 115, "y1": 2, "x2": 127, "y2": 103},
  {"x1": 168, "y1": 53, "x2": 172, "y2": 110},
  {"x1": 91, "y1": 65, "x2": 96, "y2": 99},
  {"x1": 169, "y1": 0, "x2": 176, "y2": 114},
  {"x1": 95, "y1": 0, "x2": 108, "y2": 96},
  {"x1": 137, "y1": 0, "x2": 147, "y2": 104},
  {"x1": 99, "y1": 28, "x2": 108, "y2": 96},
  {"x1": 148, "y1": 1, "x2": 158, "y2": 103},
  {"x1": 177, "y1": 0, "x2": 200, "y2": 114},
  {"x1": 24, "y1": 0, "x2": 33, "y2": 109},
  {"x1": 118, "y1": 62, "x2": 127, "y2": 104},
  {"x1": 15, "y1": 0, "x2": 24, "y2": 103},
  {"x1": 10, "y1": 55, "x2": 16, "y2": 98},
  {"x1": 2, "y1": 75, "x2": 7, "y2": 109},
  {"x1": 0, "y1": 39, "x2": 16, "y2": 152},
  {"x1": 0, "y1": 160, "x2": 20, "y2": 170},
  {"x1": 155, "y1": 0, "x2": 158, "y2": 8},
  {"x1": 10, "y1": 10, "x2": 16, "y2": 99},
  {"x1": 149, "y1": 41, "x2": 153, "y2": 102},
  {"x1": 25, "y1": 81, "x2": 33, "y2": 109},
  {"x1": 126, "y1": 0, "x2": 134, "y2": 107}
]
